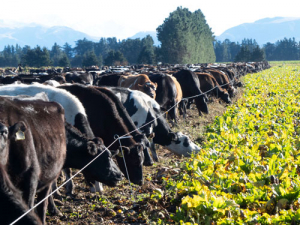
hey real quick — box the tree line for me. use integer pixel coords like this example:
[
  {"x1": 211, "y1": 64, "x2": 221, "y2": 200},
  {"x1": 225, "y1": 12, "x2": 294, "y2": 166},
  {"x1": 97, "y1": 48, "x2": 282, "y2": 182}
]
[
  {"x1": 0, "y1": 6, "x2": 299, "y2": 68},
  {"x1": 0, "y1": 36, "x2": 157, "y2": 68},
  {"x1": 0, "y1": 7, "x2": 216, "y2": 68},
  {"x1": 214, "y1": 37, "x2": 300, "y2": 62}
]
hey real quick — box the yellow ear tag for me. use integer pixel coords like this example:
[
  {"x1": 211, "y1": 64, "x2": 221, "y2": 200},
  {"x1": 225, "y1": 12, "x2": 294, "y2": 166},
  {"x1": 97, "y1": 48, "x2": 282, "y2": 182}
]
[
  {"x1": 117, "y1": 150, "x2": 123, "y2": 158},
  {"x1": 15, "y1": 129, "x2": 25, "y2": 141}
]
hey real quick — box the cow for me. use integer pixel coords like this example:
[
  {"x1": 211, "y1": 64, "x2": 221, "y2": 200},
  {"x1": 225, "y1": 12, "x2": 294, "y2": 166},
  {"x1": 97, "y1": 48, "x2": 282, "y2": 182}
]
[
  {"x1": 107, "y1": 87, "x2": 201, "y2": 160},
  {"x1": 203, "y1": 68, "x2": 236, "y2": 97},
  {"x1": 58, "y1": 84, "x2": 146, "y2": 185},
  {"x1": 0, "y1": 97, "x2": 66, "y2": 224},
  {"x1": 93, "y1": 86, "x2": 154, "y2": 166},
  {"x1": 173, "y1": 69, "x2": 208, "y2": 116},
  {"x1": 195, "y1": 72, "x2": 231, "y2": 104},
  {"x1": 65, "y1": 72, "x2": 94, "y2": 85},
  {"x1": 0, "y1": 165, "x2": 42, "y2": 225},
  {"x1": 148, "y1": 73, "x2": 181, "y2": 123},
  {"x1": 94, "y1": 74, "x2": 123, "y2": 87},
  {"x1": 118, "y1": 74, "x2": 157, "y2": 99}
]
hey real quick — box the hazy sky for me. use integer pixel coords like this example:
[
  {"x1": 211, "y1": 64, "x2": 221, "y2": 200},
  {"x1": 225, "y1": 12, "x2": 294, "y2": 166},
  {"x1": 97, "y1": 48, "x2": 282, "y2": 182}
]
[{"x1": 1, "y1": 0, "x2": 300, "y2": 39}]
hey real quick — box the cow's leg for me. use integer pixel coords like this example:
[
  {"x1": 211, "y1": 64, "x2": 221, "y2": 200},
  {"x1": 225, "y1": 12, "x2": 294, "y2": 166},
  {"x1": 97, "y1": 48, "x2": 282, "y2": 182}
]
[
  {"x1": 150, "y1": 141, "x2": 159, "y2": 162},
  {"x1": 47, "y1": 187, "x2": 63, "y2": 216},
  {"x1": 36, "y1": 185, "x2": 51, "y2": 224},
  {"x1": 63, "y1": 168, "x2": 74, "y2": 195},
  {"x1": 21, "y1": 167, "x2": 39, "y2": 209},
  {"x1": 179, "y1": 100, "x2": 187, "y2": 119},
  {"x1": 51, "y1": 178, "x2": 63, "y2": 200},
  {"x1": 143, "y1": 146, "x2": 154, "y2": 166}
]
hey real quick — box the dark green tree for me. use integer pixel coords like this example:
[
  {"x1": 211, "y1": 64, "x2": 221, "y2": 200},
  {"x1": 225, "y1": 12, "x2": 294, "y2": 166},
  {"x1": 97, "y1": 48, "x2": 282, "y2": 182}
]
[
  {"x1": 137, "y1": 35, "x2": 156, "y2": 64},
  {"x1": 63, "y1": 42, "x2": 73, "y2": 59},
  {"x1": 71, "y1": 55, "x2": 83, "y2": 67},
  {"x1": 22, "y1": 46, "x2": 51, "y2": 67},
  {"x1": 104, "y1": 50, "x2": 127, "y2": 66},
  {"x1": 119, "y1": 38, "x2": 142, "y2": 64},
  {"x1": 58, "y1": 53, "x2": 71, "y2": 67},
  {"x1": 82, "y1": 51, "x2": 99, "y2": 67},
  {"x1": 250, "y1": 46, "x2": 265, "y2": 62},
  {"x1": 50, "y1": 43, "x2": 63, "y2": 66},
  {"x1": 157, "y1": 7, "x2": 215, "y2": 64},
  {"x1": 74, "y1": 38, "x2": 94, "y2": 55},
  {"x1": 234, "y1": 46, "x2": 251, "y2": 62}
]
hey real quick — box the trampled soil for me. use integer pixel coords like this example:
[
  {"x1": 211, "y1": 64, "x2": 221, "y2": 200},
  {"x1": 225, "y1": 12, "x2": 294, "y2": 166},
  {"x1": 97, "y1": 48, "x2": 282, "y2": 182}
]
[{"x1": 46, "y1": 89, "x2": 243, "y2": 225}]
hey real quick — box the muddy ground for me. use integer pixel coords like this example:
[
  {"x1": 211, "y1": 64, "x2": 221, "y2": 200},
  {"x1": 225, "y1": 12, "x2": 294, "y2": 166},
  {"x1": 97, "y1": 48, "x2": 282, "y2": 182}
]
[{"x1": 45, "y1": 88, "x2": 243, "y2": 225}]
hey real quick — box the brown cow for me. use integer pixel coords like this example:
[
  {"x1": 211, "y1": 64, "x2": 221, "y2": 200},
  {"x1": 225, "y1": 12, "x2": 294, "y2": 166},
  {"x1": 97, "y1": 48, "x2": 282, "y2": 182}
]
[
  {"x1": 195, "y1": 72, "x2": 231, "y2": 104},
  {"x1": 118, "y1": 74, "x2": 157, "y2": 99}
]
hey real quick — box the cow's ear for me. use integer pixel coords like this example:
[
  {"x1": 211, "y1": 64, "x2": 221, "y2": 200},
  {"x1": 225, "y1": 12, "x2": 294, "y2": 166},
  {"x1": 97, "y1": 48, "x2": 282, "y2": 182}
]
[
  {"x1": 154, "y1": 82, "x2": 158, "y2": 88},
  {"x1": 9, "y1": 121, "x2": 27, "y2": 141},
  {"x1": 117, "y1": 146, "x2": 130, "y2": 157},
  {"x1": 92, "y1": 137, "x2": 104, "y2": 146},
  {"x1": 87, "y1": 141, "x2": 98, "y2": 156},
  {"x1": 110, "y1": 149, "x2": 119, "y2": 158}
]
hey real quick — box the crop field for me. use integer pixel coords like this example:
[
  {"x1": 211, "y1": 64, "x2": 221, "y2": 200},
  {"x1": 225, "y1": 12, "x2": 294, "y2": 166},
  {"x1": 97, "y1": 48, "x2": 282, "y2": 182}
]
[
  {"x1": 45, "y1": 64, "x2": 300, "y2": 224},
  {"x1": 165, "y1": 65, "x2": 300, "y2": 224}
]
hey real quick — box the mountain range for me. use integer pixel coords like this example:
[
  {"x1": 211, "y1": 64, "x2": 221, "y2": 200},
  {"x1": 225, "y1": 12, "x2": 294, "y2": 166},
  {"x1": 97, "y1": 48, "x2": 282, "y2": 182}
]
[
  {"x1": 0, "y1": 17, "x2": 299, "y2": 50},
  {"x1": 216, "y1": 17, "x2": 300, "y2": 45}
]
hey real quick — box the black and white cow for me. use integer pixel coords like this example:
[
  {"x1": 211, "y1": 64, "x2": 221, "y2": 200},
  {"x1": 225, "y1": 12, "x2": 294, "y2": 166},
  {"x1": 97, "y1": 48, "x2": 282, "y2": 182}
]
[
  {"x1": 106, "y1": 87, "x2": 201, "y2": 161},
  {"x1": 58, "y1": 84, "x2": 147, "y2": 186}
]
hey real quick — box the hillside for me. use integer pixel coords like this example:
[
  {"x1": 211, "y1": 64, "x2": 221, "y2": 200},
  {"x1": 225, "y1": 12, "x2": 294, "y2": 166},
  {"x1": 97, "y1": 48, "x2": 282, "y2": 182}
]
[
  {"x1": 217, "y1": 17, "x2": 300, "y2": 45},
  {"x1": 0, "y1": 23, "x2": 98, "y2": 49}
]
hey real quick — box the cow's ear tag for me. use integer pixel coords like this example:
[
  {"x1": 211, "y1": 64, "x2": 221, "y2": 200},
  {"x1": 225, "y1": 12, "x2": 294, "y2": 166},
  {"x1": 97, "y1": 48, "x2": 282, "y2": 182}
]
[
  {"x1": 117, "y1": 150, "x2": 123, "y2": 158},
  {"x1": 15, "y1": 129, "x2": 25, "y2": 141}
]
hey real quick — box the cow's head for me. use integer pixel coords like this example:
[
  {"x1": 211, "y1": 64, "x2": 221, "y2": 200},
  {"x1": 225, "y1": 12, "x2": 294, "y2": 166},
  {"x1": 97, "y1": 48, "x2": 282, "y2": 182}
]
[
  {"x1": 0, "y1": 121, "x2": 27, "y2": 166},
  {"x1": 139, "y1": 82, "x2": 157, "y2": 99},
  {"x1": 195, "y1": 94, "x2": 209, "y2": 116},
  {"x1": 165, "y1": 132, "x2": 200, "y2": 157},
  {"x1": 133, "y1": 133, "x2": 154, "y2": 167},
  {"x1": 115, "y1": 143, "x2": 144, "y2": 185},
  {"x1": 219, "y1": 90, "x2": 231, "y2": 104},
  {"x1": 228, "y1": 86, "x2": 236, "y2": 98},
  {"x1": 83, "y1": 137, "x2": 122, "y2": 187}
]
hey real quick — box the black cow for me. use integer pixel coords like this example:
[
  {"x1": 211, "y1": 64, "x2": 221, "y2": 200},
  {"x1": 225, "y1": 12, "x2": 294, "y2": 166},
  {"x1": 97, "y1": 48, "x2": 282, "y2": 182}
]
[
  {"x1": 148, "y1": 73, "x2": 178, "y2": 123},
  {"x1": 65, "y1": 72, "x2": 93, "y2": 85},
  {"x1": 0, "y1": 165, "x2": 42, "y2": 225},
  {"x1": 94, "y1": 86, "x2": 154, "y2": 167},
  {"x1": 59, "y1": 84, "x2": 146, "y2": 185},
  {"x1": 0, "y1": 97, "x2": 66, "y2": 224},
  {"x1": 94, "y1": 74, "x2": 123, "y2": 86},
  {"x1": 173, "y1": 69, "x2": 208, "y2": 116}
]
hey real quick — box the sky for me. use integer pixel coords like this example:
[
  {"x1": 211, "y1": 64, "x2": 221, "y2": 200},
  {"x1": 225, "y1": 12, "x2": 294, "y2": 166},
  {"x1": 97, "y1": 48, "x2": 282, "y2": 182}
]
[{"x1": 1, "y1": 0, "x2": 300, "y2": 39}]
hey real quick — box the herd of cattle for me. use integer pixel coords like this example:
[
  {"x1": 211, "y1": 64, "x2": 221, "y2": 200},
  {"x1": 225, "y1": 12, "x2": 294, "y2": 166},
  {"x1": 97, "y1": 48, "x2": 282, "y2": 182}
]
[{"x1": 0, "y1": 61, "x2": 270, "y2": 224}]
